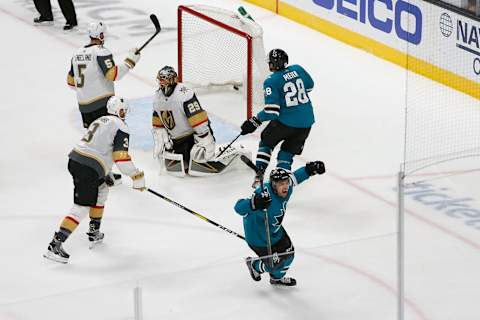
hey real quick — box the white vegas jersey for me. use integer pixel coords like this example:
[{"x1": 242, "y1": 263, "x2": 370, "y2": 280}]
[
  {"x1": 152, "y1": 83, "x2": 209, "y2": 140},
  {"x1": 69, "y1": 115, "x2": 132, "y2": 177},
  {"x1": 68, "y1": 45, "x2": 116, "y2": 113}
]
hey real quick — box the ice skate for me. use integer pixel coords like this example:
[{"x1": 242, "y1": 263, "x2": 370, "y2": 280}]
[
  {"x1": 245, "y1": 257, "x2": 261, "y2": 281},
  {"x1": 43, "y1": 233, "x2": 69, "y2": 264},
  {"x1": 270, "y1": 277, "x2": 296, "y2": 286},
  {"x1": 86, "y1": 229, "x2": 104, "y2": 249}
]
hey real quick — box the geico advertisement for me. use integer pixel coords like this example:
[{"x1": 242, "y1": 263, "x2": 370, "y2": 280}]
[{"x1": 282, "y1": 0, "x2": 480, "y2": 82}]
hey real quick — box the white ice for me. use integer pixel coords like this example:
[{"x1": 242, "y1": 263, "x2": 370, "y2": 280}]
[{"x1": 0, "y1": 0, "x2": 479, "y2": 319}]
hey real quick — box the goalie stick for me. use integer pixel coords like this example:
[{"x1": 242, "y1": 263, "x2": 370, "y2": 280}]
[
  {"x1": 136, "y1": 14, "x2": 161, "y2": 54},
  {"x1": 239, "y1": 155, "x2": 274, "y2": 268},
  {"x1": 216, "y1": 133, "x2": 241, "y2": 159},
  {"x1": 147, "y1": 188, "x2": 245, "y2": 240}
]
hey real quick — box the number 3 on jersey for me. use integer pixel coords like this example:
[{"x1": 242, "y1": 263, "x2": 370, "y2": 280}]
[{"x1": 283, "y1": 79, "x2": 309, "y2": 107}]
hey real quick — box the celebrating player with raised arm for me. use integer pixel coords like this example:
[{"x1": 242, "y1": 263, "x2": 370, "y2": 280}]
[
  {"x1": 234, "y1": 161, "x2": 325, "y2": 286},
  {"x1": 240, "y1": 49, "x2": 315, "y2": 187},
  {"x1": 44, "y1": 97, "x2": 146, "y2": 264},
  {"x1": 67, "y1": 21, "x2": 141, "y2": 129}
]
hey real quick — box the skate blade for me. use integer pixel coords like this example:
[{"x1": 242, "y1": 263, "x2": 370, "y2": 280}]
[
  {"x1": 89, "y1": 239, "x2": 103, "y2": 249},
  {"x1": 43, "y1": 251, "x2": 68, "y2": 264},
  {"x1": 34, "y1": 21, "x2": 54, "y2": 27}
]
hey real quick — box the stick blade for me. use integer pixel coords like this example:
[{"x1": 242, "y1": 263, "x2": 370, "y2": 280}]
[{"x1": 150, "y1": 14, "x2": 161, "y2": 32}]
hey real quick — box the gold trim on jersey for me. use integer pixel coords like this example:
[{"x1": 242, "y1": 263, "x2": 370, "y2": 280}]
[
  {"x1": 124, "y1": 58, "x2": 135, "y2": 69},
  {"x1": 89, "y1": 207, "x2": 104, "y2": 219},
  {"x1": 72, "y1": 147, "x2": 108, "y2": 175},
  {"x1": 79, "y1": 93, "x2": 114, "y2": 106},
  {"x1": 60, "y1": 216, "x2": 79, "y2": 232},
  {"x1": 188, "y1": 111, "x2": 208, "y2": 128},
  {"x1": 67, "y1": 74, "x2": 75, "y2": 87},
  {"x1": 160, "y1": 110, "x2": 176, "y2": 130},
  {"x1": 105, "y1": 66, "x2": 118, "y2": 81},
  {"x1": 152, "y1": 115, "x2": 163, "y2": 128},
  {"x1": 113, "y1": 151, "x2": 132, "y2": 162}
]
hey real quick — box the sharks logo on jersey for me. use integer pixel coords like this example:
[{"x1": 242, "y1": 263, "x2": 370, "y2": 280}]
[{"x1": 272, "y1": 202, "x2": 287, "y2": 233}]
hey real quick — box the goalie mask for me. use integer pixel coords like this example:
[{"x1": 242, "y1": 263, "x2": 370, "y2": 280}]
[
  {"x1": 107, "y1": 96, "x2": 129, "y2": 119},
  {"x1": 268, "y1": 48, "x2": 288, "y2": 71},
  {"x1": 156, "y1": 66, "x2": 178, "y2": 97}
]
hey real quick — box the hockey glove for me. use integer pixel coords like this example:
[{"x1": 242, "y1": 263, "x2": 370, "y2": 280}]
[
  {"x1": 125, "y1": 48, "x2": 141, "y2": 69},
  {"x1": 251, "y1": 190, "x2": 272, "y2": 210},
  {"x1": 152, "y1": 128, "x2": 172, "y2": 159},
  {"x1": 305, "y1": 161, "x2": 326, "y2": 176},
  {"x1": 191, "y1": 132, "x2": 215, "y2": 163},
  {"x1": 240, "y1": 116, "x2": 261, "y2": 135},
  {"x1": 105, "y1": 172, "x2": 121, "y2": 187},
  {"x1": 131, "y1": 171, "x2": 146, "y2": 191}
]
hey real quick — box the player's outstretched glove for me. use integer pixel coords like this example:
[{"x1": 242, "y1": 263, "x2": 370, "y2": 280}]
[
  {"x1": 251, "y1": 190, "x2": 272, "y2": 210},
  {"x1": 305, "y1": 161, "x2": 326, "y2": 176},
  {"x1": 131, "y1": 171, "x2": 146, "y2": 191},
  {"x1": 240, "y1": 116, "x2": 262, "y2": 135},
  {"x1": 125, "y1": 48, "x2": 141, "y2": 69}
]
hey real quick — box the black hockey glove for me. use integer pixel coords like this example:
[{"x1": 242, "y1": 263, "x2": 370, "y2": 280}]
[
  {"x1": 241, "y1": 116, "x2": 262, "y2": 135},
  {"x1": 105, "y1": 175, "x2": 115, "y2": 187},
  {"x1": 305, "y1": 161, "x2": 326, "y2": 176},
  {"x1": 251, "y1": 190, "x2": 272, "y2": 210}
]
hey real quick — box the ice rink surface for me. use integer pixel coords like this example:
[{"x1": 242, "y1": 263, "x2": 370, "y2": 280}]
[{"x1": 0, "y1": 0, "x2": 479, "y2": 319}]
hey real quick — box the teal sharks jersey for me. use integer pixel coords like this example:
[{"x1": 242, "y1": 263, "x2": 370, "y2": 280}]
[
  {"x1": 257, "y1": 64, "x2": 315, "y2": 128},
  {"x1": 234, "y1": 167, "x2": 310, "y2": 247}
]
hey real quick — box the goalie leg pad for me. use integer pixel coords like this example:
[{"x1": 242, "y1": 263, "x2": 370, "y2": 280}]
[
  {"x1": 163, "y1": 151, "x2": 186, "y2": 177},
  {"x1": 188, "y1": 144, "x2": 248, "y2": 176}
]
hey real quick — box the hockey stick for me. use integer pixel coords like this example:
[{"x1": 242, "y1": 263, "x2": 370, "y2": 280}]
[
  {"x1": 136, "y1": 14, "x2": 161, "y2": 54},
  {"x1": 147, "y1": 188, "x2": 245, "y2": 240},
  {"x1": 239, "y1": 156, "x2": 274, "y2": 268},
  {"x1": 216, "y1": 133, "x2": 242, "y2": 159}
]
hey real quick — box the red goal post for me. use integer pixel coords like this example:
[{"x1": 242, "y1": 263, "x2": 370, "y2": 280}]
[{"x1": 177, "y1": 5, "x2": 268, "y2": 119}]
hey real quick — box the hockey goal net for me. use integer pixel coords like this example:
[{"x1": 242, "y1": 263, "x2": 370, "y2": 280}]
[{"x1": 178, "y1": 5, "x2": 269, "y2": 119}]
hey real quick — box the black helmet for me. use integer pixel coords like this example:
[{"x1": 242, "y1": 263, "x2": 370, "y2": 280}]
[
  {"x1": 269, "y1": 168, "x2": 291, "y2": 184},
  {"x1": 156, "y1": 66, "x2": 178, "y2": 96},
  {"x1": 268, "y1": 48, "x2": 288, "y2": 71}
]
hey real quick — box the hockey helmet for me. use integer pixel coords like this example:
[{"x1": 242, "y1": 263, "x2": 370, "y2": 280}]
[
  {"x1": 107, "y1": 96, "x2": 129, "y2": 119},
  {"x1": 269, "y1": 167, "x2": 291, "y2": 197},
  {"x1": 88, "y1": 21, "x2": 106, "y2": 42},
  {"x1": 268, "y1": 48, "x2": 288, "y2": 71},
  {"x1": 156, "y1": 66, "x2": 178, "y2": 96}
]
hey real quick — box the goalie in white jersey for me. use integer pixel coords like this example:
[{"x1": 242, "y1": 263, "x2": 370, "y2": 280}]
[
  {"x1": 44, "y1": 96, "x2": 146, "y2": 264},
  {"x1": 152, "y1": 66, "x2": 246, "y2": 176},
  {"x1": 67, "y1": 21, "x2": 141, "y2": 128}
]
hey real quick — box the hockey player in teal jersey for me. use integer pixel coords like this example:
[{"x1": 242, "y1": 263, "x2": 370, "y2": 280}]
[
  {"x1": 234, "y1": 161, "x2": 325, "y2": 286},
  {"x1": 241, "y1": 48, "x2": 315, "y2": 187}
]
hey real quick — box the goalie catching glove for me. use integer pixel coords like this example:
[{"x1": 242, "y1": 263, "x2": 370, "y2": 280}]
[
  {"x1": 152, "y1": 128, "x2": 172, "y2": 159},
  {"x1": 191, "y1": 132, "x2": 215, "y2": 163}
]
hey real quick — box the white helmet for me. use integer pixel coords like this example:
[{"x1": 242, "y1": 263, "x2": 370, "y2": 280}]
[
  {"x1": 88, "y1": 21, "x2": 106, "y2": 40},
  {"x1": 107, "y1": 96, "x2": 129, "y2": 119}
]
